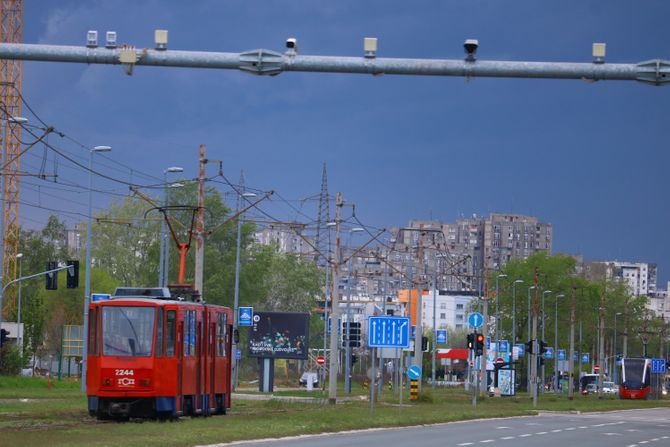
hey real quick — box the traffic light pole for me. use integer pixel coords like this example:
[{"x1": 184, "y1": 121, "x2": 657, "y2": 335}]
[
  {"x1": 0, "y1": 264, "x2": 75, "y2": 339},
  {"x1": 568, "y1": 284, "x2": 576, "y2": 400},
  {"x1": 327, "y1": 193, "x2": 343, "y2": 404},
  {"x1": 1, "y1": 42, "x2": 668, "y2": 86}
]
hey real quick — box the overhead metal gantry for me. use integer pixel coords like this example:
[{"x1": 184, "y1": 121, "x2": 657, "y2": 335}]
[{"x1": 0, "y1": 37, "x2": 668, "y2": 85}]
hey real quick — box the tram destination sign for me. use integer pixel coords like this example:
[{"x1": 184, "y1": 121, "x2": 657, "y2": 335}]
[{"x1": 248, "y1": 312, "x2": 310, "y2": 360}]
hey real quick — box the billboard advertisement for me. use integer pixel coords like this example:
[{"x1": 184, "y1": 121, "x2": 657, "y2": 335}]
[{"x1": 247, "y1": 312, "x2": 310, "y2": 359}]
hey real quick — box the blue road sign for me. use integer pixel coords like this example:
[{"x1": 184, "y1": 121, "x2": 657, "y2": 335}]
[
  {"x1": 235, "y1": 349, "x2": 242, "y2": 360},
  {"x1": 238, "y1": 307, "x2": 253, "y2": 327},
  {"x1": 515, "y1": 343, "x2": 525, "y2": 357},
  {"x1": 436, "y1": 330, "x2": 447, "y2": 345},
  {"x1": 468, "y1": 312, "x2": 484, "y2": 329},
  {"x1": 544, "y1": 347, "x2": 554, "y2": 359},
  {"x1": 651, "y1": 358, "x2": 666, "y2": 374},
  {"x1": 407, "y1": 364, "x2": 422, "y2": 380},
  {"x1": 558, "y1": 349, "x2": 566, "y2": 361},
  {"x1": 368, "y1": 316, "x2": 411, "y2": 348},
  {"x1": 574, "y1": 351, "x2": 579, "y2": 361},
  {"x1": 499, "y1": 340, "x2": 509, "y2": 353},
  {"x1": 581, "y1": 353, "x2": 590, "y2": 364},
  {"x1": 411, "y1": 325, "x2": 416, "y2": 339},
  {"x1": 91, "y1": 293, "x2": 111, "y2": 302}
]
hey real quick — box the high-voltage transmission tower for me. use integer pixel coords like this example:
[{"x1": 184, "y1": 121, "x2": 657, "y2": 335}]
[
  {"x1": 314, "y1": 163, "x2": 331, "y2": 267},
  {"x1": 0, "y1": 0, "x2": 23, "y2": 318}
]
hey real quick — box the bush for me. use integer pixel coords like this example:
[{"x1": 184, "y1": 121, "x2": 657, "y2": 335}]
[{"x1": 0, "y1": 345, "x2": 25, "y2": 375}]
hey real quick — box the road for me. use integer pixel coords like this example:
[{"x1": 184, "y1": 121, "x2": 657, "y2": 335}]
[{"x1": 199, "y1": 408, "x2": 670, "y2": 447}]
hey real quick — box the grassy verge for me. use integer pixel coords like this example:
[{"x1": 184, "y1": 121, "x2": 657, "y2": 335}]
[{"x1": 1, "y1": 377, "x2": 668, "y2": 447}]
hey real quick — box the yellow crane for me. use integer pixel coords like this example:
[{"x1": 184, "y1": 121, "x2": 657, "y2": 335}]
[{"x1": 1, "y1": 0, "x2": 23, "y2": 319}]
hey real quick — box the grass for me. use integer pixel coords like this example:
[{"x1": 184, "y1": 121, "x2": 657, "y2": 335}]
[{"x1": 1, "y1": 377, "x2": 668, "y2": 447}]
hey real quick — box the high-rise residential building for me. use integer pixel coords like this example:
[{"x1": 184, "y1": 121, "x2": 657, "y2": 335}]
[
  {"x1": 586, "y1": 261, "x2": 657, "y2": 297},
  {"x1": 389, "y1": 213, "x2": 552, "y2": 294},
  {"x1": 482, "y1": 213, "x2": 552, "y2": 271},
  {"x1": 253, "y1": 223, "x2": 312, "y2": 256}
]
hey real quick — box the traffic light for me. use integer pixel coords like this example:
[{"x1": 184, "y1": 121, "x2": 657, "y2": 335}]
[
  {"x1": 45, "y1": 261, "x2": 58, "y2": 290},
  {"x1": 525, "y1": 340, "x2": 534, "y2": 355},
  {"x1": 66, "y1": 260, "x2": 79, "y2": 288},
  {"x1": 349, "y1": 322, "x2": 361, "y2": 347},
  {"x1": 538, "y1": 340, "x2": 548, "y2": 367},
  {"x1": 351, "y1": 354, "x2": 358, "y2": 365},
  {"x1": 0, "y1": 328, "x2": 7, "y2": 347},
  {"x1": 475, "y1": 333, "x2": 485, "y2": 357},
  {"x1": 342, "y1": 322, "x2": 361, "y2": 347},
  {"x1": 467, "y1": 333, "x2": 474, "y2": 350},
  {"x1": 421, "y1": 336, "x2": 428, "y2": 352}
]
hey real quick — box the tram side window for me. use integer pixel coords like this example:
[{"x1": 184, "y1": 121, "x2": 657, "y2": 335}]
[
  {"x1": 88, "y1": 308, "x2": 98, "y2": 355},
  {"x1": 184, "y1": 310, "x2": 190, "y2": 356},
  {"x1": 217, "y1": 313, "x2": 227, "y2": 357},
  {"x1": 166, "y1": 310, "x2": 176, "y2": 357},
  {"x1": 156, "y1": 307, "x2": 164, "y2": 357}
]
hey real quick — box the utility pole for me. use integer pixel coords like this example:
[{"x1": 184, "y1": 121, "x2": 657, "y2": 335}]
[
  {"x1": 327, "y1": 192, "x2": 343, "y2": 404},
  {"x1": 194, "y1": 144, "x2": 206, "y2": 299},
  {"x1": 479, "y1": 273, "x2": 488, "y2": 398},
  {"x1": 623, "y1": 298, "x2": 629, "y2": 358},
  {"x1": 413, "y1": 239, "x2": 424, "y2": 373},
  {"x1": 531, "y1": 267, "x2": 539, "y2": 407},
  {"x1": 598, "y1": 282, "x2": 606, "y2": 398},
  {"x1": 568, "y1": 283, "x2": 576, "y2": 400}
]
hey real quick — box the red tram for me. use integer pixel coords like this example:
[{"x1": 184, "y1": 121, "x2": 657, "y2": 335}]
[
  {"x1": 86, "y1": 287, "x2": 233, "y2": 419},
  {"x1": 619, "y1": 357, "x2": 651, "y2": 399}
]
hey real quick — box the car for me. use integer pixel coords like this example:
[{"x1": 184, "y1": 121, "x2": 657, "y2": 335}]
[
  {"x1": 603, "y1": 381, "x2": 618, "y2": 394},
  {"x1": 299, "y1": 372, "x2": 319, "y2": 388},
  {"x1": 582, "y1": 383, "x2": 598, "y2": 395}
]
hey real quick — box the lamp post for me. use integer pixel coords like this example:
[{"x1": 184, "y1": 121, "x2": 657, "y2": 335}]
[
  {"x1": 15, "y1": 253, "x2": 22, "y2": 352},
  {"x1": 159, "y1": 167, "x2": 183, "y2": 287},
  {"x1": 554, "y1": 294, "x2": 564, "y2": 392},
  {"x1": 527, "y1": 285, "x2": 535, "y2": 392},
  {"x1": 511, "y1": 279, "x2": 523, "y2": 347},
  {"x1": 541, "y1": 290, "x2": 552, "y2": 391},
  {"x1": 0, "y1": 116, "x2": 28, "y2": 334},
  {"x1": 495, "y1": 274, "x2": 507, "y2": 358},
  {"x1": 232, "y1": 188, "x2": 257, "y2": 390},
  {"x1": 344, "y1": 227, "x2": 364, "y2": 394},
  {"x1": 613, "y1": 312, "x2": 622, "y2": 384},
  {"x1": 82, "y1": 145, "x2": 111, "y2": 392}
]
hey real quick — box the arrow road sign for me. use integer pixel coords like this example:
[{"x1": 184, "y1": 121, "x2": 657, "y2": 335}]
[
  {"x1": 651, "y1": 358, "x2": 666, "y2": 374},
  {"x1": 468, "y1": 312, "x2": 483, "y2": 329},
  {"x1": 368, "y1": 316, "x2": 410, "y2": 348},
  {"x1": 407, "y1": 364, "x2": 422, "y2": 380}
]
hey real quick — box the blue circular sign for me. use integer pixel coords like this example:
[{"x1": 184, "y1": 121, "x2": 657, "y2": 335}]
[
  {"x1": 468, "y1": 312, "x2": 484, "y2": 329},
  {"x1": 407, "y1": 365, "x2": 422, "y2": 380}
]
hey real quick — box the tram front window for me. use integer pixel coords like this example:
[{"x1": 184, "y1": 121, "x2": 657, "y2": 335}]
[{"x1": 102, "y1": 306, "x2": 155, "y2": 357}]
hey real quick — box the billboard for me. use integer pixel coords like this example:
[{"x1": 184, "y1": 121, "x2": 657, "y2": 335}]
[{"x1": 247, "y1": 312, "x2": 309, "y2": 359}]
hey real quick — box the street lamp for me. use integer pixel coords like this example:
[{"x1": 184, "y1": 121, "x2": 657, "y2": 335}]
[
  {"x1": 344, "y1": 227, "x2": 364, "y2": 394},
  {"x1": 613, "y1": 312, "x2": 622, "y2": 384},
  {"x1": 554, "y1": 294, "x2": 565, "y2": 392},
  {"x1": 82, "y1": 145, "x2": 111, "y2": 392},
  {"x1": 495, "y1": 274, "x2": 507, "y2": 358},
  {"x1": 0, "y1": 116, "x2": 28, "y2": 334},
  {"x1": 527, "y1": 285, "x2": 536, "y2": 392},
  {"x1": 541, "y1": 290, "x2": 552, "y2": 391},
  {"x1": 232, "y1": 189, "x2": 257, "y2": 389},
  {"x1": 15, "y1": 253, "x2": 23, "y2": 352},
  {"x1": 159, "y1": 166, "x2": 183, "y2": 287}
]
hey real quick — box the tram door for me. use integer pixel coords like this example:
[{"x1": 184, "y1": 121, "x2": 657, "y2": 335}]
[{"x1": 177, "y1": 320, "x2": 183, "y2": 413}]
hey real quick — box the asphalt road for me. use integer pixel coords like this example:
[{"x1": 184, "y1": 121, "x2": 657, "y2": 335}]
[{"x1": 200, "y1": 408, "x2": 670, "y2": 447}]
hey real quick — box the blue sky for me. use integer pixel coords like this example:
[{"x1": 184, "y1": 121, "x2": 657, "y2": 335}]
[{"x1": 15, "y1": 1, "x2": 670, "y2": 285}]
